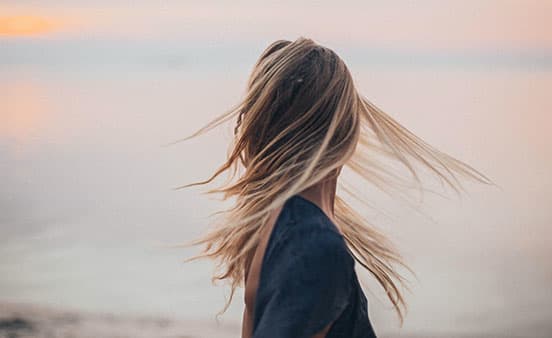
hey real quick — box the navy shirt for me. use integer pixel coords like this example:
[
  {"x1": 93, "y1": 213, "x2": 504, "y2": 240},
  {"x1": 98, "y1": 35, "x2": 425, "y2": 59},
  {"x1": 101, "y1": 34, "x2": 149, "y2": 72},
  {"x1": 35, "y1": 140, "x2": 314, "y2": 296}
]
[{"x1": 252, "y1": 194, "x2": 377, "y2": 338}]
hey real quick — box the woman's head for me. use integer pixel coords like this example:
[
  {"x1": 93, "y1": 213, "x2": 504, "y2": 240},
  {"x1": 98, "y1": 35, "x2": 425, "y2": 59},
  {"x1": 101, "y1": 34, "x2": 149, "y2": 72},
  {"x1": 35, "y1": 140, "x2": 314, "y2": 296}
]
[
  {"x1": 235, "y1": 37, "x2": 360, "y2": 187},
  {"x1": 172, "y1": 36, "x2": 494, "y2": 324}
]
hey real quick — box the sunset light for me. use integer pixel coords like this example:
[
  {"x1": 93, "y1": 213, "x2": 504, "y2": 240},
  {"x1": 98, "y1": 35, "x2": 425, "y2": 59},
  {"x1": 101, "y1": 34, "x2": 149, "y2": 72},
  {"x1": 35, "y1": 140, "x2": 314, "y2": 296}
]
[{"x1": 0, "y1": 15, "x2": 63, "y2": 36}]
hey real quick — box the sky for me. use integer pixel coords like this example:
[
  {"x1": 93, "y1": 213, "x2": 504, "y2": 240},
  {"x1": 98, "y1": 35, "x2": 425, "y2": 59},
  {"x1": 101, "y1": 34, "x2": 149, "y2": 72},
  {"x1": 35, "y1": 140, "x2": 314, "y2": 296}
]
[
  {"x1": 1, "y1": 1, "x2": 551, "y2": 76},
  {"x1": 1, "y1": 1, "x2": 551, "y2": 47}
]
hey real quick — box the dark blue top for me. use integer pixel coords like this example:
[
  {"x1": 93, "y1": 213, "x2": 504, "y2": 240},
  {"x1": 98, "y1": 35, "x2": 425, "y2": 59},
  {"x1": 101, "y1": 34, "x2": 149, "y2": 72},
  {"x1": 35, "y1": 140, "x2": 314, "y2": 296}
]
[{"x1": 252, "y1": 194, "x2": 377, "y2": 338}]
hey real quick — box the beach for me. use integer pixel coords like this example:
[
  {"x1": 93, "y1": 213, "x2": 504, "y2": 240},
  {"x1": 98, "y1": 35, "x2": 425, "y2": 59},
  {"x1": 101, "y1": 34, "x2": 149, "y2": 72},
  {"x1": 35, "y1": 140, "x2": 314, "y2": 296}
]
[
  {"x1": 2, "y1": 301, "x2": 550, "y2": 338},
  {"x1": 0, "y1": 301, "x2": 240, "y2": 338}
]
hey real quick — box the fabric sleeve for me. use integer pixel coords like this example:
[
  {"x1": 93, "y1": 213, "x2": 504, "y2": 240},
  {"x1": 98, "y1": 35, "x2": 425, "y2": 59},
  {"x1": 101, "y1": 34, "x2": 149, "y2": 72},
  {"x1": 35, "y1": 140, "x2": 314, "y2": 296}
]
[{"x1": 253, "y1": 227, "x2": 354, "y2": 338}]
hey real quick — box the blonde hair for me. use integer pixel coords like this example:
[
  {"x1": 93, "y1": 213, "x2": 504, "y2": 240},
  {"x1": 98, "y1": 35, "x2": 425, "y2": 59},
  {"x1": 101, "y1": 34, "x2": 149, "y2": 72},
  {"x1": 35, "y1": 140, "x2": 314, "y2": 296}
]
[{"x1": 168, "y1": 37, "x2": 494, "y2": 324}]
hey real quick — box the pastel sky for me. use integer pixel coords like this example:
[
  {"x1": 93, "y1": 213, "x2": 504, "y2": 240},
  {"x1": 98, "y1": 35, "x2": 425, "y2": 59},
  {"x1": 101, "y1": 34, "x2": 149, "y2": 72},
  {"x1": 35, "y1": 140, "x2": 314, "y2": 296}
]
[{"x1": 1, "y1": 0, "x2": 551, "y2": 50}]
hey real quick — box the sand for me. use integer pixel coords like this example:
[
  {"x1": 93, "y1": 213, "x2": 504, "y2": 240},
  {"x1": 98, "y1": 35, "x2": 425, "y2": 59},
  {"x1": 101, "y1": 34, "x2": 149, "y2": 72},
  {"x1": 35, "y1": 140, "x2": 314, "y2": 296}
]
[
  {"x1": 0, "y1": 301, "x2": 240, "y2": 338},
  {"x1": 0, "y1": 301, "x2": 542, "y2": 338}
]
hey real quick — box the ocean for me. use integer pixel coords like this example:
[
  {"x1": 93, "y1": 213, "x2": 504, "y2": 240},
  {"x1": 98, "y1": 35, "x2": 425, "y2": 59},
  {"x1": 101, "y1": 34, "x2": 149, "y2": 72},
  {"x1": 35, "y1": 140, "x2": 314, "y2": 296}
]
[{"x1": 1, "y1": 38, "x2": 551, "y2": 337}]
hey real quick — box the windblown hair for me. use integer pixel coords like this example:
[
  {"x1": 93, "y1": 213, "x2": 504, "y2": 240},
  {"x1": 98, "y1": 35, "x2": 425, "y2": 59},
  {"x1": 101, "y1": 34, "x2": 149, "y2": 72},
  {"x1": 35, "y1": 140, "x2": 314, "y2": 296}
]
[{"x1": 169, "y1": 37, "x2": 493, "y2": 324}]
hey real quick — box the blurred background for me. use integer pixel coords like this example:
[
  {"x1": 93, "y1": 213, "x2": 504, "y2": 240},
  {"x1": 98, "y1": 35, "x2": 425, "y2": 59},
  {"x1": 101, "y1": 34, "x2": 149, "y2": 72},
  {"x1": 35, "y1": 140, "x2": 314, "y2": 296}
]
[{"x1": 1, "y1": 1, "x2": 551, "y2": 337}]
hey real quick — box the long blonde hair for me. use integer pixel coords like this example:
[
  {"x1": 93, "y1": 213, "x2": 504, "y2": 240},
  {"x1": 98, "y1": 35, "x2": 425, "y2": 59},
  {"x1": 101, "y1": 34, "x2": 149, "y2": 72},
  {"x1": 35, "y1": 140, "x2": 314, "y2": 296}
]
[{"x1": 168, "y1": 37, "x2": 493, "y2": 324}]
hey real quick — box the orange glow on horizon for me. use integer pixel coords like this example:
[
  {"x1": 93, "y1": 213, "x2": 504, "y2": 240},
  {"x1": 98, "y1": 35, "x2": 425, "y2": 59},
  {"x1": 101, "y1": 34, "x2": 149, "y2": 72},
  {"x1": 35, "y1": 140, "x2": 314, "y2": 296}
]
[
  {"x1": 0, "y1": 15, "x2": 64, "y2": 36},
  {"x1": 0, "y1": 81, "x2": 49, "y2": 144}
]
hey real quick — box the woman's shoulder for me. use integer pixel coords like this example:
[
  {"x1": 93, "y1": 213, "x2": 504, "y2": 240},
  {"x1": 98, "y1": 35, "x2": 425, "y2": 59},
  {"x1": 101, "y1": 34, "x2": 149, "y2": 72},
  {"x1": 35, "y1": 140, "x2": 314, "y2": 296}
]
[
  {"x1": 271, "y1": 195, "x2": 354, "y2": 268},
  {"x1": 283, "y1": 194, "x2": 346, "y2": 238}
]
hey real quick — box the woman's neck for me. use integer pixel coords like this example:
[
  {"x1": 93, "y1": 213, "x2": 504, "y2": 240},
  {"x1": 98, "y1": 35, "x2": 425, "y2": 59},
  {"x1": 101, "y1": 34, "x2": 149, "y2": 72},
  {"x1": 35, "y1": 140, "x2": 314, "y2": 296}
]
[{"x1": 297, "y1": 172, "x2": 338, "y2": 223}]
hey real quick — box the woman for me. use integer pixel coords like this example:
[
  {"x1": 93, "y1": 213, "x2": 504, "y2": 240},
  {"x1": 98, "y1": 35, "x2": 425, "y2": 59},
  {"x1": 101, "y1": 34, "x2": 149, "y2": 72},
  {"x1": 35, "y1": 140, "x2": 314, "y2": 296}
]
[{"x1": 173, "y1": 37, "x2": 493, "y2": 337}]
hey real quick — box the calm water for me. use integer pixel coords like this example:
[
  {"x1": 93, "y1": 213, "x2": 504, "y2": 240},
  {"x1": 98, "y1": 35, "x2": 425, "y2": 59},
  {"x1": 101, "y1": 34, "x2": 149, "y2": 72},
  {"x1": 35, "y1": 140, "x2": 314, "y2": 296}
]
[{"x1": 1, "y1": 40, "x2": 551, "y2": 337}]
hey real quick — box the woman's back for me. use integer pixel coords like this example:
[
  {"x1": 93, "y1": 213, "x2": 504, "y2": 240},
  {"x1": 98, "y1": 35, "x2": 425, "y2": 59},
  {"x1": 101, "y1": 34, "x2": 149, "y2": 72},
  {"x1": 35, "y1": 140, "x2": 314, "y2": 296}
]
[{"x1": 244, "y1": 194, "x2": 377, "y2": 338}]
